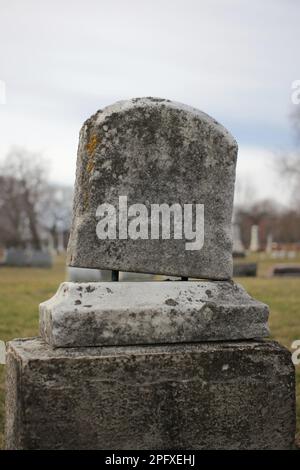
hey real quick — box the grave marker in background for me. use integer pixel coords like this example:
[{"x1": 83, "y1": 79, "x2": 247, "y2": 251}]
[{"x1": 250, "y1": 224, "x2": 260, "y2": 252}]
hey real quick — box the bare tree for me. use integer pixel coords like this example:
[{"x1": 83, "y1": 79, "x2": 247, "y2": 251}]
[
  {"x1": 0, "y1": 174, "x2": 25, "y2": 246},
  {"x1": 40, "y1": 184, "x2": 73, "y2": 251},
  {"x1": 236, "y1": 197, "x2": 300, "y2": 247},
  {"x1": 235, "y1": 199, "x2": 279, "y2": 248},
  {"x1": 0, "y1": 148, "x2": 49, "y2": 249},
  {"x1": 234, "y1": 177, "x2": 257, "y2": 212},
  {"x1": 292, "y1": 106, "x2": 300, "y2": 143},
  {"x1": 278, "y1": 107, "x2": 300, "y2": 205}
]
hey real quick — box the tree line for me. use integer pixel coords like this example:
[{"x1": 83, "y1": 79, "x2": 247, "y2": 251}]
[{"x1": 0, "y1": 148, "x2": 72, "y2": 250}]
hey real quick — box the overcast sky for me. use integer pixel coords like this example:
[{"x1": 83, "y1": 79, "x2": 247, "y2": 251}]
[{"x1": 0, "y1": 0, "x2": 299, "y2": 205}]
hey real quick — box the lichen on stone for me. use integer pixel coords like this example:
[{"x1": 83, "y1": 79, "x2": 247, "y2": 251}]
[{"x1": 86, "y1": 134, "x2": 98, "y2": 157}]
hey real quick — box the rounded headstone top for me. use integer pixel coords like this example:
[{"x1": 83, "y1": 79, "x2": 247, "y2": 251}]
[
  {"x1": 67, "y1": 97, "x2": 238, "y2": 279},
  {"x1": 81, "y1": 97, "x2": 237, "y2": 149}
]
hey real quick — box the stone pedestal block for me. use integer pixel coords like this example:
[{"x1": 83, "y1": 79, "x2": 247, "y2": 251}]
[
  {"x1": 6, "y1": 338, "x2": 295, "y2": 450},
  {"x1": 39, "y1": 281, "x2": 269, "y2": 348}
]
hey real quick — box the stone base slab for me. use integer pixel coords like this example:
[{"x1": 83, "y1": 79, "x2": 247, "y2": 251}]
[
  {"x1": 39, "y1": 281, "x2": 269, "y2": 347},
  {"x1": 5, "y1": 338, "x2": 295, "y2": 450}
]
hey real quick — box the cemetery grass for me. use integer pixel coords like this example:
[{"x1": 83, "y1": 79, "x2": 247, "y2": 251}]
[{"x1": 0, "y1": 255, "x2": 299, "y2": 448}]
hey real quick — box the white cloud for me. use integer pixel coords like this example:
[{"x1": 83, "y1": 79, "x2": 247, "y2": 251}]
[{"x1": 235, "y1": 146, "x2": 291, "y2": 206}]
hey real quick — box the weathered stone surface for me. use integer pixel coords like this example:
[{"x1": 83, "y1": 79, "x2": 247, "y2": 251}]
[
  {"x1": 5, "y1": 338, "x2": 295, "y2": 450},
  {"x1": 39, "y1": 281, "x2": 269, "y2": 348},
  {"x1": 67, "y1": 98, "x2": 238, "y2": 279}
]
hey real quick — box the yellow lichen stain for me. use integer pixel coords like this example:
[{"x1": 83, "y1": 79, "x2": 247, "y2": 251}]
[
  {"x1": 86, "y1": 134, "x2": 99, "y2": 174},
  {"x1": 83, "y1": 188, "x2": 89, "y2": 210},
  {"x1": 86, "y1": 134, "x2": 98, "y2": 156},
  {"x1": 86, "y1": 159, "x2": 95, "y2": 173}
]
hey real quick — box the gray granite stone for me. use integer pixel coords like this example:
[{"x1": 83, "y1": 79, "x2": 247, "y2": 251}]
[
  {"x1": 5, "y1": 338, "x2": 296, "y2": 450},
  {"x1": 39, "y1": 281, "x2": 269, "y2": 348},
  {"x1": 67, "y1": 98, "x2": 238, "y2": 280}
]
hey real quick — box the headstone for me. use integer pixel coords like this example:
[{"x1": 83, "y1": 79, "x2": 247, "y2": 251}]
[
  {"x1": 5, "y1": 248, "x2": 53, "y2": 268},
  {"x1": 266, "y1": 233, "x2": 273, "y2": 254},
  {"x1": 67, "y1": 98, "x2": 238, "y2": 280},
  {"x1": 249, "y1": 224, "x2": 259, "y2": 252},
  {"x1": 0, "y1": 247, "x2": 6, "y2": 265},
  {"x1": 272, "y1": 264, "x2": 300, "y2": 277},
  {"x1": 271, "y1": 250, "x2": 286, "y2": 259},
  {"x1": 5, "y1": 248, "x2": 29, "y2": 266},
  {"x1": 57, "y1": 231, "x2": 65, "y2": 253},
  {"x1": 233, "y1": 263, "x2": 257, "y2": 277},
  {"x1": 30, "y1": 250, "x2": 53, "y2": 268},
  {"x1": 6, "y1": 98, "x2": 296, "y2": 450},
  {"x1": 232, "y1": 222, "x2": 245, "y2": 258}
]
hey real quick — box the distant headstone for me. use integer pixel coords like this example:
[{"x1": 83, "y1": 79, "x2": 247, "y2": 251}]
[
  {"x1": 67, "y1": 98, "x2": 238, "y2": 280},
  {"x1": 249, "y1": 225, "x2": 259, "y2": 252},
  {"x1": 233, "y1": 263, "x2": 257, "y2": 277},
  {"x1": 5, "y1": 248, "x2": 52, "y2": 268},
  {"x1": 266, "y1": 233, "x2": 273, "y2": 254},
  {"x1": 0, "y1": 247, "x2": 6, "y2": 265},
  {"x1": 232, "y1": 223, "x2": 245, "y2": 258},
  {"x1": 30, "y1": 250, "x2": 53, "y2": 268},
  {"x1": 5, "y1": 248, "x2": 29, "y2": 266},
  {"x1": 272, "y1": 264, "x2": 300, "y2": 277}
]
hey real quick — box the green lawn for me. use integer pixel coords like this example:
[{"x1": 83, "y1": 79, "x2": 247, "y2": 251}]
[{"x1": 0, "y1": 254, "x2": 299, "y2": 448}]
